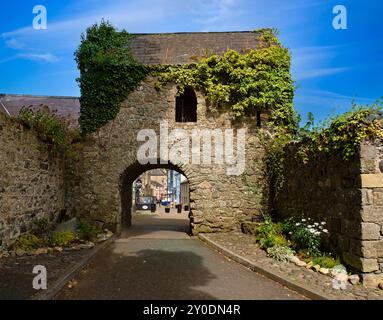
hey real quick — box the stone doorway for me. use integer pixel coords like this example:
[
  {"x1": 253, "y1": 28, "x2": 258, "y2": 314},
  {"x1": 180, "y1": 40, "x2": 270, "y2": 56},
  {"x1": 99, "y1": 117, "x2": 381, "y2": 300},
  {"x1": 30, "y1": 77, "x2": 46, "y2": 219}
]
[{"x1": 119, "y1": 161, "x2": 192, "y2": 235}]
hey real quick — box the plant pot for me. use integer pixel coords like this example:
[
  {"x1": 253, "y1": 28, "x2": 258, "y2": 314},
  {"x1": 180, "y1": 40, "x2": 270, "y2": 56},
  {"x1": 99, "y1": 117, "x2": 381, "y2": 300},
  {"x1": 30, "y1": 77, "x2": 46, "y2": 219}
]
[
  {"x1": 184, "y1": 205, "x2": 189, "y2": 211},
  {"x1": 165, "y1": 208, "x2": 170, "y2": 213}
]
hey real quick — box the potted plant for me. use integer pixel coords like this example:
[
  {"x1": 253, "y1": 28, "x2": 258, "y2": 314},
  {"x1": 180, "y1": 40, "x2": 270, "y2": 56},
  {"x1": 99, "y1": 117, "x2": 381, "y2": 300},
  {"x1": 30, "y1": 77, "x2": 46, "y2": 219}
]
[{"x1": 165, "y1": 205, "x2": 170, "y2": 213}]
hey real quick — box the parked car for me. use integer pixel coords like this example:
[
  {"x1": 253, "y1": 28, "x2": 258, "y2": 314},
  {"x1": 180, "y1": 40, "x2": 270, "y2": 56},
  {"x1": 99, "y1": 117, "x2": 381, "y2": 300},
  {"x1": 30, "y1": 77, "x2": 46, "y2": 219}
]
[{"x1": 136, "y1": 196, "x2": 156, "y2": 211}]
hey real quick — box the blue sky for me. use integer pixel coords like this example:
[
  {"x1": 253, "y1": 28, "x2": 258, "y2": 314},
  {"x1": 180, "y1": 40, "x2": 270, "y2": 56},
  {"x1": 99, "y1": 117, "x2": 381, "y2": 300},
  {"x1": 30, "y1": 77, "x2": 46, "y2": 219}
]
[{"x1": 0, "y1": 0, "x2": 382, "y2": 123}]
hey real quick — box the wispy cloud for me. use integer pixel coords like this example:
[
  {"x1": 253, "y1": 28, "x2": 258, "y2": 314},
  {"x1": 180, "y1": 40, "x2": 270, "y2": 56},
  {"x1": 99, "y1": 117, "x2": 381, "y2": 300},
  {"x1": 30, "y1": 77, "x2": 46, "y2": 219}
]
[
  {"x1": 291, "y1": 45, "x2": 350, "y2": 80},
  {"x1": 194, "y1": 0, "x2": 240, "y2": 25},
  {"x1": 296, "y1": 88, "x2": 376, "y2": 113},
  {"x1": 18, "y1": 52, "x2": 60, "y2": 63}
]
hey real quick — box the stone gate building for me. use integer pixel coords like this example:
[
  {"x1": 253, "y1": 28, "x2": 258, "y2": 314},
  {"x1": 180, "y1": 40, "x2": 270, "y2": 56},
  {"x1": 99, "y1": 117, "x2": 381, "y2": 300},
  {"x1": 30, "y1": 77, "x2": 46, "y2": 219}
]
[{"x1": 65, "y1": 32, "x2": 269, "y2": 234}]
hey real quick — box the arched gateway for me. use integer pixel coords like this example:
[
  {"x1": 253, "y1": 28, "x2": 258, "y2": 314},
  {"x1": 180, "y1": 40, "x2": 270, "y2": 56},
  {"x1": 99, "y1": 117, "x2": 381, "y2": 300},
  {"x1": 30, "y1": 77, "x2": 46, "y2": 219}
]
[{"x1": 65, "y1": 32, "x2": 268, "y2": 234}]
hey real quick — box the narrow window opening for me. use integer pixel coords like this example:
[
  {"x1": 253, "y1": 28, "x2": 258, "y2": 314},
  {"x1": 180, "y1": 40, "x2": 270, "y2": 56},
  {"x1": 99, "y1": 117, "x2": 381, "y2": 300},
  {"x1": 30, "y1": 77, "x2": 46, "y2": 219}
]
[
  {"x1": 256, "y1": 111, "x2": 262, "y2": 127},
  {"x1": 175, "y1": 87, "x2": 197, "y2": 122}
]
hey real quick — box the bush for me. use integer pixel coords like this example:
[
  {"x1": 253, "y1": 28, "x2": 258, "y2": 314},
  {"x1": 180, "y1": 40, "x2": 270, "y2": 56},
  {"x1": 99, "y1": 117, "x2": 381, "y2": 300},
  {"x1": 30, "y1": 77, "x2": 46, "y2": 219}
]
[
  {"x1": 18, "y1": 106, "x2": 77, "y2": 155},
  {"x1": 49, "y1": 231, "x2": 76, "y2": 247},
  {"x1": 284, "y1": 218, "x2": 328, "y2": 256},
  {"x1": 76, "y1": 219, "x2": 102, "y2": 241},
  {"x1": 267, "y1": 245, "x2": 295, "y2": 262},
  {"x1": 14, "y1": 234, "x2": 41, "y2": 251},
  {"x1": 256, "y1": 215, "x2": 288, "y2": 249},
  {"x1": 312, "y1": 254, "x2": 340, "y2": 269}
]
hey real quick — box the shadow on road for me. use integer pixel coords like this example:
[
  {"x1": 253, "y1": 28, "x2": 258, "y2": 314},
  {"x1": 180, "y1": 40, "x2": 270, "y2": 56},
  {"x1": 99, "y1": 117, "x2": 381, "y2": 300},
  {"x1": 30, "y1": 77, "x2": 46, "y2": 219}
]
[{"x1": 57, "y1": 245, "x2": 217, "y2": 300}]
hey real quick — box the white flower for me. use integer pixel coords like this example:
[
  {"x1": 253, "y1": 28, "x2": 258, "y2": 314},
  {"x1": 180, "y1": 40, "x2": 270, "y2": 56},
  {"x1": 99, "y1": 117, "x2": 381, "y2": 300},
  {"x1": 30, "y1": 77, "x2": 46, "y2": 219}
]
[
  {"x1": 301, "y1": 219, "x2": 306, "y2": 222},
  {"x1": 315, "y1": 231, "x2": 321, "y2": 236},
  {"x1": 289, "y1": 232, "x2": 292, "y2": 235},
  {"x1": 321, "y1": 222, "x2": 326, "y2": 225},
  {"x1": 295, "y1": 223, "x2": 300, "y2": 226},
  {"x1": 314, "y1": 223, "x2": 319, "y2": 226},
  {"x1": 323, "y1": 229, "x2": 329, "y2": 234},
  {"x1": 308, "y1": 225, "x2": 312, "y2": 228}
]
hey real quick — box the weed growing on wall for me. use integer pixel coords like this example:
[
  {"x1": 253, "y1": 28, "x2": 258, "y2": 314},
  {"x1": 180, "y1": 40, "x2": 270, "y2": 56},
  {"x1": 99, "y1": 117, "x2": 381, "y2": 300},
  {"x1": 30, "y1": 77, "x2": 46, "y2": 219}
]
[
  {"x1": 18, "y1": 106, "x2": 77, "y2": 156},
  {"x1": 264, "y1": 102, "x2": 383, "y2": 198},
  {"x1": 297, "y1": 102, "x2": 383, "y2": 161}
]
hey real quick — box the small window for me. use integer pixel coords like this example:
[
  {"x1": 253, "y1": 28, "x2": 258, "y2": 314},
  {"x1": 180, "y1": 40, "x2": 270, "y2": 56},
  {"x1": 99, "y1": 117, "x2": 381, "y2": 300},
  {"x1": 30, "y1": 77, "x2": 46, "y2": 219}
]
[
  {"x1": 256, "y1": 111, "x2": 262, "y2": 127},
  {"x1": 175, "y1": 87, "x2": 197, "y2": 122}
]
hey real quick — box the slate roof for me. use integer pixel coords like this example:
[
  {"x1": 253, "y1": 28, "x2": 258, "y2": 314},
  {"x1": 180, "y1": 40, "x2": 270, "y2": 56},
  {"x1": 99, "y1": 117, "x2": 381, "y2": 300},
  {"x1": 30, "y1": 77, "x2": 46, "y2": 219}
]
[
  {"x1": 0, "y1": 94, "x2": 80, "y2": 119},
  {"x1": 129, "y1": 31, "x2": 260, "y2": 65}
]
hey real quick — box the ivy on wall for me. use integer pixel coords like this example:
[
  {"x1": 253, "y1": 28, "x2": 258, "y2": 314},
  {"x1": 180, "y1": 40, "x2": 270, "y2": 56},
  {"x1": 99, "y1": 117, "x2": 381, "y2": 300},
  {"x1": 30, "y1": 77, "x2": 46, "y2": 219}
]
[
  {"x1": 297, "y1": 102, "x2": 383, "y2": 161},
  {"x1": 75, "y1": 21, "x2": 148, "y2": 134},
  {"x1": 264, "y1": 102, "x2": 383, "y2": 198},
  {"x1": 154, "y1": 29, "x2": 297, "y2": 131}
]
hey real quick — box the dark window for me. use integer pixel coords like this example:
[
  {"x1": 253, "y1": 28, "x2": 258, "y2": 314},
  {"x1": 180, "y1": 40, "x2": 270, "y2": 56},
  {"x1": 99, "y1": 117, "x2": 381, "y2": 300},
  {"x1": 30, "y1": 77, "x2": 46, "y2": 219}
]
[
  {"x1": 175, "y1": 87, "x2": 197, "y2": 122},
  {"x1": 256, "y1": 111, "x2": 262, "y2": 127}
]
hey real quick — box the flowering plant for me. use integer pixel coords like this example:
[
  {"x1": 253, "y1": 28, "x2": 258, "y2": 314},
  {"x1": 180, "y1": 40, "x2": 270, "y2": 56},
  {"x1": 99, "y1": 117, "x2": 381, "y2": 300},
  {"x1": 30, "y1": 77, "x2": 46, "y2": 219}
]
[{"x1": 282, "y1": 217, "x2": 328, "y2": 256}]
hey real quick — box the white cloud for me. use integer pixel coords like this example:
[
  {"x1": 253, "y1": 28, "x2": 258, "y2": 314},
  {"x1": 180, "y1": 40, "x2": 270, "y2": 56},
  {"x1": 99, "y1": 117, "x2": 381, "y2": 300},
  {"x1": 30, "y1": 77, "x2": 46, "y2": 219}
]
[
  {"x1": 291, "y1": 45, "x2": 350, "y2": 80},
  {"x1": 296, "y1": 88, "x2": 376, "y2": 110},
  {"x1": 18, "y1": 52, "x2": 60, "y2": 63}
]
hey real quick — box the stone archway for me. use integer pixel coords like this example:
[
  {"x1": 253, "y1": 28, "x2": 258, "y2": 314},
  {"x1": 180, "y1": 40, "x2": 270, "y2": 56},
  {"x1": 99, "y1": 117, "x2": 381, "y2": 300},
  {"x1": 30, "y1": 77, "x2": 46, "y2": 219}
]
[
  {"x1": 65, "y1": 77, "x2": 267, "y2": 236},
  {"x1": 119, "y1": 160, "x2": 194, "y2": 230}
]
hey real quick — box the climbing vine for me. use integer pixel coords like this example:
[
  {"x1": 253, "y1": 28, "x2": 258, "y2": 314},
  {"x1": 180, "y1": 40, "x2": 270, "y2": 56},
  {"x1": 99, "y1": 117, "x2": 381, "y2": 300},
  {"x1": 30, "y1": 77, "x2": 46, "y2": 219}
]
[
  {"x1": 75, "y1": 20, "x2": 148, "y2": 134},
  {"x1": 154, "y1": 29, "x2": 297, "y2": 131}
]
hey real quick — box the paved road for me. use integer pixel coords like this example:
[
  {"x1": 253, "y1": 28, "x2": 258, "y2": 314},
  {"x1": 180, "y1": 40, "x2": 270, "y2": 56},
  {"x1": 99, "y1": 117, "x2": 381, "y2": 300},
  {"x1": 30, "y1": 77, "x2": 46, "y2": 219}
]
[{"x1": 56, "y1": 212, "x2": 305, "y2": 300}]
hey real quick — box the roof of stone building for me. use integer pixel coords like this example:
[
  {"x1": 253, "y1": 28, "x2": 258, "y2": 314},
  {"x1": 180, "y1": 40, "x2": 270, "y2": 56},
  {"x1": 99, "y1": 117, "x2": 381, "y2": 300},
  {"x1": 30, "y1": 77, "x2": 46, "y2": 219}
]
[
  {"x1": 129, "y1": 31, "x2": 260, "y2": 65},
  {"x1": 0, "y1": 94, "x2": 80, "y2": 119}
]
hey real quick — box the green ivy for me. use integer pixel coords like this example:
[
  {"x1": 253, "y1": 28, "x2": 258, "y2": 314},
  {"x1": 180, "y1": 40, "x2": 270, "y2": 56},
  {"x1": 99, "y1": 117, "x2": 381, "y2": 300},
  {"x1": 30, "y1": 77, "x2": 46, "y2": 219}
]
[
  {"x1": 154, "y1": 29, "x2": 297, "y2": 131},
  {"x1": 75, "y1": 20, "x2": 148, "y2": 134},
  {"x1": 297, "y1": 102, "x2": 383, "y2": 161}
]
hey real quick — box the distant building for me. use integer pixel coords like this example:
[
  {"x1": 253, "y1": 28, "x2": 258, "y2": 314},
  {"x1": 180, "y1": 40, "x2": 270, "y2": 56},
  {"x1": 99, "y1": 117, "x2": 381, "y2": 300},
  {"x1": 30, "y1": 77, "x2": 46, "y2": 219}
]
[{"x1": 180, "y1": 175, "x2": 190, "y2": 209}]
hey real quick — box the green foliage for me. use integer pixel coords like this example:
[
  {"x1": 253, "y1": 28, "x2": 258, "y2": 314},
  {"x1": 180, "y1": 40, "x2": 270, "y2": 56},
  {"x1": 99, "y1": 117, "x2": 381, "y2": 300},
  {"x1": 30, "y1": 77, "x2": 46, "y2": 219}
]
[
  {"x1": 256, "y1": 28, "x2": 281, "y2": 45},
  {"x1": 18, "y1": 106, "x2": 76, "y2": 155},
  {"x1": 256, "y1": 215, "x2": 289, "y2": 249},
  {"x1": 289, "y1": 224, "x2": 321, "y2": 256},
  {"x1": 49, "y1": 230, "x2": 76, "y2": 247},
  {"x1": 155, "y1": 29, "x2": 296, "y2": 130},
  {"x1": 75, "y1": 20, "x2": 148, "y2": 134},
  {"x1": 32, "y1": 218, "x2": 51, "y2": 236},
  {"x1": 261, "y1": 128, "x2": 293, "y2": 197},
  {"x1": 76, "y1": 219, "x2": 102, "y2": 241},
  {"x1": 267, "y1": 245, "x2": 295, "y2": 262},
  {"x1": 14, "y1": 234, "x2": 41, "y2": 251},
  {"x1": 297, "y1": 102, "x2": 383, "y2": 161},
  {"x1": 312, "y1": 254, "x2": 340, "y2": 269}
]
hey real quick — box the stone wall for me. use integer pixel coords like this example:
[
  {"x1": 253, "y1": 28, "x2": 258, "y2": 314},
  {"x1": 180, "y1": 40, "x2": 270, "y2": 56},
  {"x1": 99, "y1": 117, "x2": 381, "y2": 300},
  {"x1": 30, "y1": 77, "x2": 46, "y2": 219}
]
[
  {"x1": 65, "y1": 77, "x2": 268, "y2": 234},
  {"x1": 274, "y1": 141, "x2": 383, "y2": 286},
  {"x1": 0, "y1": 113, "x2": 65, "y2": 248}
]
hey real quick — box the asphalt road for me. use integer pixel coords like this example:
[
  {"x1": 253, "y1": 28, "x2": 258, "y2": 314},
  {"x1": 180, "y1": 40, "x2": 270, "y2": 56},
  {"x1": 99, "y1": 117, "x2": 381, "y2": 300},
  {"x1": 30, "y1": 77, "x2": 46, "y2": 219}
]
[{"x1": 56, "y1": 212, "x2": 305, "y2": 300}]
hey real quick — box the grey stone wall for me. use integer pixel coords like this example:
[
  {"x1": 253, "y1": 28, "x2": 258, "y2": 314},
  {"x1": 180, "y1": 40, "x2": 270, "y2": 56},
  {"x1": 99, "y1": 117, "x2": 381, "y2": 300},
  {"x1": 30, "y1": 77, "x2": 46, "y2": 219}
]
[
  {"x1": 0, "y1": 113, "x2": 65, "y2": 248},
  {"x1": 65, "y1": 77, "x2": 268, "y2": 234},
  {"x1": 274, "y1": 140, "x2": 383, "y2": 286}
]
